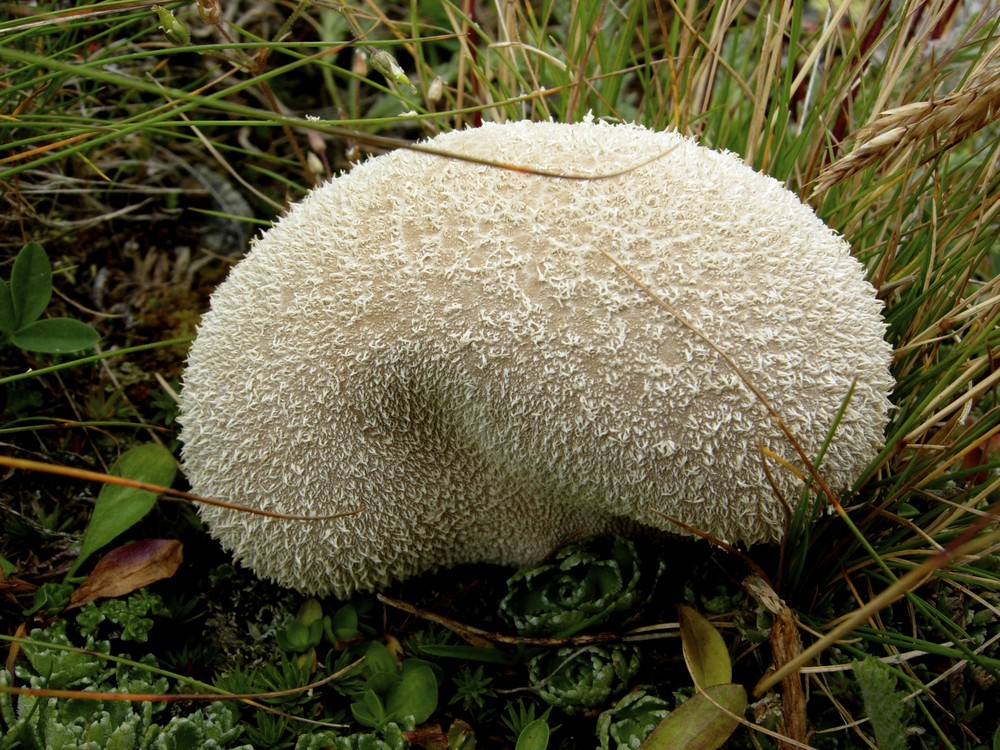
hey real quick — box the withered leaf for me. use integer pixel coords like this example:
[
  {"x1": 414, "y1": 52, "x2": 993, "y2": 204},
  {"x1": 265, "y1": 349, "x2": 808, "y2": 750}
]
[{"x1": 67, "y1": 539, "x2": 182, "y2": 609}]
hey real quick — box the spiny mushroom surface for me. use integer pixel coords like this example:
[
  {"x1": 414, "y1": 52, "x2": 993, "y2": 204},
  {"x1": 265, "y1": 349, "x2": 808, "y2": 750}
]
[{"x1": 179, "y1": 119, "x2": 894, "y2": 598}]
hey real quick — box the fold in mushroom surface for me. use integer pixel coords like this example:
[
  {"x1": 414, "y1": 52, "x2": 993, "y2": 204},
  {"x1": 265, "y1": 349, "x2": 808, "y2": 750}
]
[{"x1": 179, "y1": 120, "x2": 894, "y2": 597}]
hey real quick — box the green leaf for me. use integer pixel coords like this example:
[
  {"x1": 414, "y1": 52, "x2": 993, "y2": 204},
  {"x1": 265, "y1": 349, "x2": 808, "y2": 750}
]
[
  {"x1": 366, "y1": 670, "x2": 401, "y2": 696},
  {"x1": 10, "y1": 242, "x2": 52, "y2": 329},
  {"x1": 854, "y1": 657, "x2": 912, "y2": 750},
  {"x1": 350, "y1": 690, "x2": 387, "y2": 729},
  {"x1": 385, "y1": 664, "x2": 437, "y2": 725},
  {"x1": 363, "y1": 640, "x2": 399, "y2": 677},
  {"x1": 69, "y1": 443, "x2": 177, "y2": 577},
  {"x1": 278, "y1": 600, "x2": 326, "y2": 652},
  {"x1": 22, "y1": 581, "x2": 75, "y2": 616},
  {"x1": 276, "y1": 620, "x2": 313, "y2": 653},
  {"x1": 417, "y1": 644, "x2": 517, "y2": 665},
  {"x1": 678, "y1": 605, "x2": 732, "y2": 690},
  {"x1": 401, "y1": 657, "x2": 443, "y2": 683},
  {"x1": 11, "y1": 318, "x2": 100, "y2": 353},
  {"x1": 298, "y1": 598, "x2": 324, "y2": 626},
  {"x1": 328, "y1": 602, "x2": 360, "y2": 642},
  {"x1": 0, "y1": 279, "x2": 15, "y2": 334},
  {"x1": 514, "y1": 718, "x2": 550, "y2": 750},
  {"x1": 639, "y1": 683, "x2": 747, "y2": 750}
]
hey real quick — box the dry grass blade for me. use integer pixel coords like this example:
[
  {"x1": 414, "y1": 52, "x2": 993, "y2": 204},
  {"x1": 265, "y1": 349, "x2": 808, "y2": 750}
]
[
  {"x1": 743, "y1": 575, "x2": 808, "y2": 748},
  {"x1": 1, "y1": 651, "x2": 363, "y2": 729},
  {"x1": 0, "y1": 455, "x2": 360, "y2": 521}
]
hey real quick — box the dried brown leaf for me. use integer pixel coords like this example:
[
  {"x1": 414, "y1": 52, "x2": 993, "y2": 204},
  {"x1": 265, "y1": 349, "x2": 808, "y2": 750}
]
[
  {"x1": 67, "y1": 539, "x2": 182, "y2": 609},
  {"x1": 5, "y1": 622, "x2": 26, "y2": 675}
]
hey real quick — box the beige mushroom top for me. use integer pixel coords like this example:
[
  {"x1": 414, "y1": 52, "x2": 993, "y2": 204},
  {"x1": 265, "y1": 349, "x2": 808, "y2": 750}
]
[{"x1": 179, "y1": 119, "x2": 894, "y2": 597}]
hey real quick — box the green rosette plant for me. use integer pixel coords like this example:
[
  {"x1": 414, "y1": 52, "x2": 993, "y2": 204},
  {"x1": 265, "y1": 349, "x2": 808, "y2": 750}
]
[
  {"x1": 499, "y1": 536, "x2": 654, "y2": 637},
  {"x1": 596, "y1": 689, "x2": 671, "y2": 749},
  {"x1": 527, "y1": 645, "x2": 640, "y2": 714},
  {"x1": 0, "y1": 597, "x2": 253, "y2": 750},
  {"x1": 293, "y1": 724, "x2": 409, "y2": 750}
]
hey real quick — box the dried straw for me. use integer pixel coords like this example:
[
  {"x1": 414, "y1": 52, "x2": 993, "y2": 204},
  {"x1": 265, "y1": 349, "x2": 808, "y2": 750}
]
[{"x1": 814, "y1": 61, "x2": 1000, "y2": 194}]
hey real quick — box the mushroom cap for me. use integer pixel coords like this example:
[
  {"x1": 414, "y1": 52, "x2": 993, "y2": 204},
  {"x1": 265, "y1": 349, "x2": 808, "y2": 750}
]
[{"x1": 179, "y1": 120, "x2": 894, "y2": 597}]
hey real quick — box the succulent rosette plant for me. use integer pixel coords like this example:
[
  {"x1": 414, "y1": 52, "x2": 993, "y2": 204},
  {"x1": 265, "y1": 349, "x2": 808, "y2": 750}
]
[
  {"x1": 499, "y1": 536, "x2": 655, "y2": 637},
  {"x1": 596, "y1": 689, "x2": 671, "y2": 749},
  {"x1": 527, "y1": 644, "x2": 641, "y2": 714}
]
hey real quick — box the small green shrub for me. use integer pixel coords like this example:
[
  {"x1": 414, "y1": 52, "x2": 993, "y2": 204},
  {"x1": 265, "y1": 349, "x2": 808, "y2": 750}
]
[
  {"x1": 348, "y1": 642, "x2": 440, "y2": 730},
  {"x1": 596, "y1": 690, "x2": 671, "y2": 750}
]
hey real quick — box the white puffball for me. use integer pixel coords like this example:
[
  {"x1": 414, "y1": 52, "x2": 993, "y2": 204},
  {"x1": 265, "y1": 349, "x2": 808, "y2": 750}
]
[{"x1": 179, "y1": 120, "x2": 894, "y2": 597}]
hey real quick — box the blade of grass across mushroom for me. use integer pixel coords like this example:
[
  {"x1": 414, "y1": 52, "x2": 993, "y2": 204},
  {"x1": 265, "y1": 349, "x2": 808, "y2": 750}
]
[
  {"x1": 779, "y1": 380, "x2": 863, "y2": 591},
  {"x1": 0, "y1": 8, "x2": 678, "y2": 214},
  {"x1": 0, "y1": 455, "x2": 361, "y2": 523},
  {"x1": 591, "y1": 246, "x2": 952, "y2": 701}
]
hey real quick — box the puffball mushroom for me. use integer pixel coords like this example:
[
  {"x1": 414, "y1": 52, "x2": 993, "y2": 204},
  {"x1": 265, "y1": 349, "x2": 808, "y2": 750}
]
[{"x1": 179, "y1": 119, "x2": 894, "y2": 598}]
